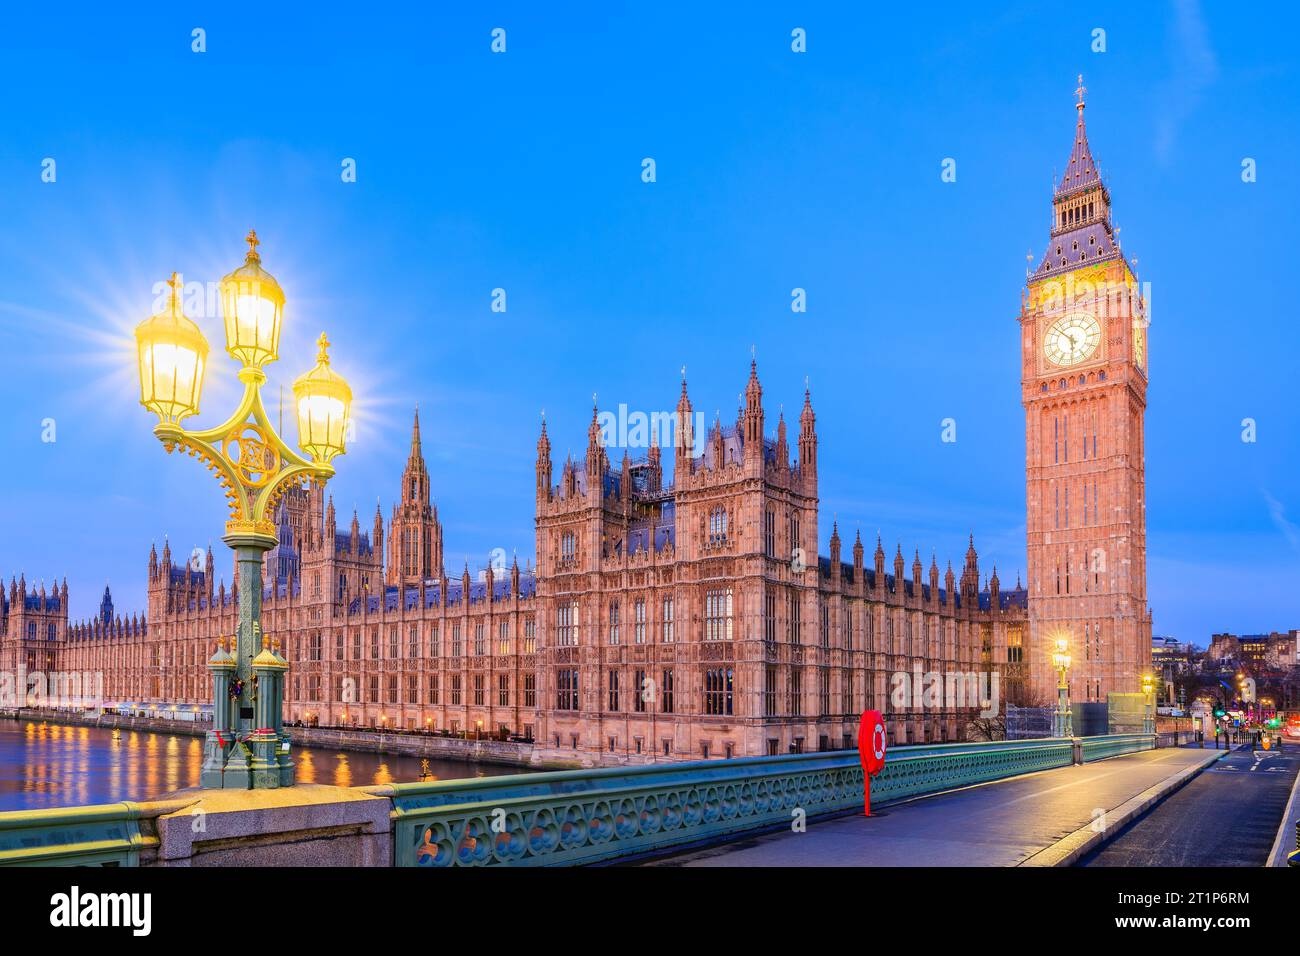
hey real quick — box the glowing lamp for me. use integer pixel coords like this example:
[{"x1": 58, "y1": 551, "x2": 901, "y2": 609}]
[
  {"x1": 292, "y1": 333, "x2": 352, "y2": 463},
  {"x1": 1052, "y1": 636, "x2": 1071, "y2": 671},
  {"x1": 220, "y1": 229, "x2": 285, "y2": 369},
  {"x1": 135, "y1": 273, "x2": 209, "y2": 424}
]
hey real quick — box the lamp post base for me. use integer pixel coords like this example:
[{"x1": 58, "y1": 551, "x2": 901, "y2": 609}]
[
  {"x1": 221, "y1": 741, "x2": 254, "y2": 790},
  {"x1": 198, "y1": 730, "x2": 295, "y2": 789},
  {"x1": 249, "y1": 731, "x2": 287, "y2": 789},
  {"x1": 216, "y1": 533, "x2": 294, "y2": 790},
  {"x1": 200, "y1": 730, "x2": 231, "y2": 789}
]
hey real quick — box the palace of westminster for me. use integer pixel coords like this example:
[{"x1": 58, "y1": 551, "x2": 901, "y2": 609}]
[{"x1": 0, "y1": 88, "x2": 1152, "y2": 760}]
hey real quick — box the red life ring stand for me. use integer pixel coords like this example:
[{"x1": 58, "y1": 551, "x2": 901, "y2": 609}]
[{"x1": 857, "y1": 710, "x2": 887, "y2": 816}]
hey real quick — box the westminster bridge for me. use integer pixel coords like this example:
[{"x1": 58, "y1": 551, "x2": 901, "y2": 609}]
[{"x1": 4, "y1": 732, "x2": 1269, "y2": 867}]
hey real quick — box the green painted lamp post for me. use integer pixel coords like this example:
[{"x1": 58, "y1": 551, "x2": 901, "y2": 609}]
[
  {"x1": 134, "y1": 232, "x2": 352, "y2": 789},
  {"x1": 1052, "y1": 635, "x2": 1073, "y2": 738}
]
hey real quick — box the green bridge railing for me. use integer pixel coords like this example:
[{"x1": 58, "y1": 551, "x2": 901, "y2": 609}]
[
  {"x1": 0, "y1": 798, "x2": 197, "y2": 867},
  {"x1": 372, "y1": 733, "x2": 1154, "y2": 867}
]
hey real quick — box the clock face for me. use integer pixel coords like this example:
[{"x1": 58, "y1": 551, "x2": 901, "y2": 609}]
[
  {"x1": 1133, "y1": 321, "x2": 1146, "y2": 368},
  {"x1": 1044, "y1": 312, "x2": 1102, "y2": 367}
]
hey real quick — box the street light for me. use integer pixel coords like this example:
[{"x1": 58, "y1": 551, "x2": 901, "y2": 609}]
[
  {"x1": 134, "y1": 274, "x2": 208, "y2": 424},
  {"x1": 1141, "y1": 673, "x2": 1155, "y2": 736},
  {"x1": 219, "y1": 232, "x2": 284, "y2": 370},
  {"x1": 293, "y1": 333, "x2": 352, "y2": 463},
  {"x1": 1052, "y1": 635, "x2": 1072, "y2": 737},
  {"x1": 134, "y1": 230, "x2": 352, "y2": 791}
]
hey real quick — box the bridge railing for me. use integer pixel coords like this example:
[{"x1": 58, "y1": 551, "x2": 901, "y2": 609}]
[
  {"x1": 371, "y1": 733, "x2": 1154, "y2": 867},
  {"x1": 1080, "y1": 734, "x2": 1155, "y2": 761},
  {"x1": 0, "y1": 797, "x2": 197, "y2": 867}
]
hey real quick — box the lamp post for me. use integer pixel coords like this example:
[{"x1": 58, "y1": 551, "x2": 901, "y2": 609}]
[
  {"x1": 1141, "y1": 673, "x2": 1155, "y2": 736},
  {"x1": 1052, "y1": 636, "x2": 1072, "y2": 738},
  {"x1": 134, "y1": 231, "x2": 352, "y2": 790}
]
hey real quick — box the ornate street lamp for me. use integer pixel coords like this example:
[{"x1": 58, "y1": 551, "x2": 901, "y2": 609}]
[
  {"x1": 134, "y1": 231, "x2": 352, "y2": 790},
  {"x1": 1141, "y1": 673, "x2": 1155, "y2": 736},
  {"x1": 1052, "y1": 635, "x2": 1072, "y2": 738}
]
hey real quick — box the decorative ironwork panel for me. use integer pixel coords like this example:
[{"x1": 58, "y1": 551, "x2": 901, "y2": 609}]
[{"x1": 386, "y1": 735, "x2": 1151, "y2": 867}]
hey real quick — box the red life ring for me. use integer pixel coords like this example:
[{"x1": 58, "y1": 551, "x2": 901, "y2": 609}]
[{"x1": 859, "y1": 709, "x2": 887, "y2": 776}]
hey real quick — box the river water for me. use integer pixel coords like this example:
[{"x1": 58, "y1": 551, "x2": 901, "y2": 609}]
[{"x1": 0, "y1": 719, "x2": 521, "y2": 812}]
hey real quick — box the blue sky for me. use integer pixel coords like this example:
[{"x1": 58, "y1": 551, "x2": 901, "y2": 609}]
[{"x1": 1, "y1": 2, "x2": 1297, "y2": 644}]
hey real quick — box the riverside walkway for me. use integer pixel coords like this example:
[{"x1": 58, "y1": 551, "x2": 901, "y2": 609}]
[{"x1": 643, "y1": 745, "x2": 1222, "y2": 867}]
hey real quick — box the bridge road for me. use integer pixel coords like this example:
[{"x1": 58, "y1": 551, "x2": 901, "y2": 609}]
[
  {"x1": 1077, "y1": 742, "x2": 1300, "y2": 867},
  {"x1": 641, "y1": 745, "x2": 1220, "y2": 867}
]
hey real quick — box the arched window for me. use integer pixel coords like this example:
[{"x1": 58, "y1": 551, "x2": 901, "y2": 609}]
[{"x1": 708, "y1": 506, "x2": 728, "y2": 545}]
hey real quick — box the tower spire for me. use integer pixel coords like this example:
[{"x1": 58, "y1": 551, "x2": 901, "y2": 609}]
[
  {"x1": 1030, "y1": 76, "x2": 1118, "y2": 279},
  {"x1": 388, "y1": 406, "x2": 443, "y2": 586}
]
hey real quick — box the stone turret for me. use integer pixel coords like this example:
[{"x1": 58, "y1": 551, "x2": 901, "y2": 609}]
[
  {"x1": 536, "y1": 415, "x2": 552, "y2": 498},
  {"x1": 797, "y1": 388, "x2": 817, "y2": 476}
]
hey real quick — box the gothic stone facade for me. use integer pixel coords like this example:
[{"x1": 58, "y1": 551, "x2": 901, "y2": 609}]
[
  {"x1": 534, "y1": 367, "x2": 1027, "y2": 758},
  {"x1": 4, "y1": 365, "x2": 1028, "y2": 760}
]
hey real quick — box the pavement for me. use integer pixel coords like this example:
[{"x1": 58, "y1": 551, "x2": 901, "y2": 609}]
[
  {"x1": 1079, "y1": 742, "x2": 1300, "y2": 867},
  {"x1": 642, "y1": 745, "x2": 1223, "y2": 867}
]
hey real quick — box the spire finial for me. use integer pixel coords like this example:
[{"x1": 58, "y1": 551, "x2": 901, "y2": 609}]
[
  {"x1": 245, "y1": 229, "x2": 261, "y2": 262},
  {"x1": 316, "y1": 332, "x2": 331, "y2": 363},
  {"x1": 1075, "y1": 73, "x2": 1086, "y2": 112},
  {"x1": 167, "y1": 271, "x2": 182, "y2": 310}
]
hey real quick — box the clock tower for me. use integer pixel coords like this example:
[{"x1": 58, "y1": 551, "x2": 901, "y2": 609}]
[{"x1": 1021, "y1": 77, "x2": 1151, "y2": 707}]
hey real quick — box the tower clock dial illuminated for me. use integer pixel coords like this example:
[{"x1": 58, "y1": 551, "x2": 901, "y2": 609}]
[
  {"x1": 1044, "y1": 312, "x2": 1101, "y2": 367},
  {"x1": 1133, "y1": 320, "x2": 1146, "y2": 368}
]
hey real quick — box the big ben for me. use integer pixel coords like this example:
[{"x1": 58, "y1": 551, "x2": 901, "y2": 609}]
[{"x1": 1021, "y1": 77, "x2": 1152, "y2": 706}]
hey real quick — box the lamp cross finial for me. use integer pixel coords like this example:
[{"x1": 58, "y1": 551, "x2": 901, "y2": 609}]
[
  {"x1": 245, "y1": 229, "x2": 261, "y2": 262},
  {"x1": 316, "y1": 332, "x2": 331, "y2": 363}
]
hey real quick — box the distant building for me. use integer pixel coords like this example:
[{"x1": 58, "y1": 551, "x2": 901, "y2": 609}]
[
  {"x1": 1208, "y1": 632, "x2": 1300, "y2": 670},
  {"x1": 1151, "y1": 636, "x2": 1191, "y2": 673}
]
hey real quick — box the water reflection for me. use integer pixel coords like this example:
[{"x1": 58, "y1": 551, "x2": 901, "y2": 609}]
[{"x1": 0, "y1": 720, "x2": 522, "y2": 811}]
